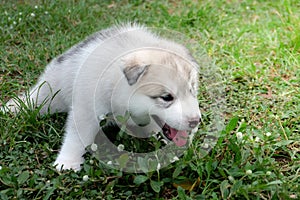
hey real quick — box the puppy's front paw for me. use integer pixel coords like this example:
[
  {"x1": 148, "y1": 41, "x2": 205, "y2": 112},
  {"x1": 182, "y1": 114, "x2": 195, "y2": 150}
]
[{"x1": 53, "y1": 156, "x2": 84, "y2": 172}]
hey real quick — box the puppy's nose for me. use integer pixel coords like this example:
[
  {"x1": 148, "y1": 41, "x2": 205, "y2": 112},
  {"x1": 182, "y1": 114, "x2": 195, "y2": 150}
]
[{"x1": 188, "y1": 117, "x2": 200, "y2": 129}]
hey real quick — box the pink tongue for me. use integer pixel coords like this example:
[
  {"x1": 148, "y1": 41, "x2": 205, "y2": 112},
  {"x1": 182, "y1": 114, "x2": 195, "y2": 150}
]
[{"x1": 169, "y1": 128, "x2": 188, "y2": 147}]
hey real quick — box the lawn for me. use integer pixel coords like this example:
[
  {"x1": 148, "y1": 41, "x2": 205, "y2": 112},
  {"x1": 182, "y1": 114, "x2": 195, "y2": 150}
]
[{"x1": 0, "y1": 0, "x2": 299, "y2": 199}]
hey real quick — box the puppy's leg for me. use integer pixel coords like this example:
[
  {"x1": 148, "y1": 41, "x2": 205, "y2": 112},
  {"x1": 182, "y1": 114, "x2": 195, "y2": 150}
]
[{"x1": 54, "y1": 109, "x2": 99, "y2": 171}]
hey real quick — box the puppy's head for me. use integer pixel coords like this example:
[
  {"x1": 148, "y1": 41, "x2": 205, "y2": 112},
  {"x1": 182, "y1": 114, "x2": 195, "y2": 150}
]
[{"x1": 122, "y1": 48, "x2": 201, "y2": 146}]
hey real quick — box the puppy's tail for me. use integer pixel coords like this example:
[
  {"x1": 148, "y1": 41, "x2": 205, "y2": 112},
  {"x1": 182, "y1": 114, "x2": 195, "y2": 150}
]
[{"x1": 1, "y1": 81, "x2": 60, "y2": 115}]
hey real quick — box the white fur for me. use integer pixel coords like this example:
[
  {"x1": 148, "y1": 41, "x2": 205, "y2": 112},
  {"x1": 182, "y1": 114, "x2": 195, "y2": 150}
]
[{"x1": 3, "y1": 24, "x2": 201, "y2": 171}]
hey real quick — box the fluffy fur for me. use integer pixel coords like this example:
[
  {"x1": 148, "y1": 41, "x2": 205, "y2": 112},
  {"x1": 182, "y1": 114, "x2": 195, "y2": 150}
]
[{"x1": 3, "y1": 24, "x2": 201, "y2": 171}]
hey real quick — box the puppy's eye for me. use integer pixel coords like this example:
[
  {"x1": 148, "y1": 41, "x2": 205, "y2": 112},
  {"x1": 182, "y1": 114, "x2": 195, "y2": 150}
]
[{"x1": 160, "y1": 93, "x2": 174, "y2": 102}]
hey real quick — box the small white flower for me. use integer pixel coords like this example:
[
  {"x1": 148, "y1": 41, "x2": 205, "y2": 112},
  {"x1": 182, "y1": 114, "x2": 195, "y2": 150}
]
[
  {"x1": 246, "y1": 169, "x2": 252, "y2": 175},
  {"x1": 68, "y1": 9, "x2": 71, "y2": 13},
  {"x1": 246, "y1": 6, "x2": 250, "y2": 10},
  {"x1": 13, "y1": 21, "x2": 17, "y2": 25},
  {"x1": 157, "y1": 163, "x2": 161, "y2": 170},
  {"x1": 89, "y1": 160, "x2": 94, "y2": 164},
  {"x1": 19, "y1": 12, "x2": 22, "y2": 15},
  {"x1": 254, "y1": 137, "x2": 260, "y2": 142},
  {"x1": 45, "y1": 11, "x2": 49, "y2": 15},
  {"x1": 4, "y1": 11, "x2": 8, "y2": 15},
  {"x1": 82, "y1": 175, "x2": 89, "y2": 182},
  {"x1": 34, "y1": 5, "x2": 38, "y2": 9},
  {"x1": 107, "y1": 161, "x2": 112, "y2": 165},
  {"x1": 46, "y1": 180, "x2": 50, "y2": 184},
  {"x1": 0, "y1": 166, "x2": 2, "y2": 170},
  {"x1": 98, "y1": 114, "x2": 106, "y2": 121},
  {"x1": 117, "y1": 144, "x2": 124, "y2": 152},
  {"x1": 18, "y1": 18, "x2": 22, "y2": 22},
  {"x1": 202, "y1": 143, "x2": 209, "y2": 149},
  {"x1": 236, "y1": 132, "x2": 243, "y2": 140},
  {"x1": 266, "y1": 171, "x2": 272, "y2": 176},
  {"x1": 90, "y1": 143, "x2": 98, "y2": 151},
  {"x1": 248, "y1": 135, "x2": 253, "y2": 141},
  {"x1": 265, "y1": 132, "x2": 271, "y2": 137},
  {"x1": 30, "y1": 13, "x2": 35, "y2": 17},
  {"x1": 170, "y1": 156, "x2": 179, "y2": 162},
  {"x1": 8, "y1": 17, "x2": 11, "y2": 21},
  {"x1": 228, "y1": 175, "x2": 234, "y2": 182}
]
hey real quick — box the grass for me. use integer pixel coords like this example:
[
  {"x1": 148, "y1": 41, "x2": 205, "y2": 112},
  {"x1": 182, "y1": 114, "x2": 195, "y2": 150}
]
[{"x1": 0, "y1": 0, "x2": 299, "y2": 199}]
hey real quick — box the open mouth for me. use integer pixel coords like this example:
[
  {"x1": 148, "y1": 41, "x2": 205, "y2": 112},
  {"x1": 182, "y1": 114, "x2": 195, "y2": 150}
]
[{"x1": 152, "y1": 116, "x2": 189, "y2": 147}]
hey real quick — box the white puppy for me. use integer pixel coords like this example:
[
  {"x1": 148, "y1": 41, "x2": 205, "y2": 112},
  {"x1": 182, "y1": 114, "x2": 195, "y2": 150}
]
[{"x1": 3, "y1": 24, "x2": 201, "y2": 171}]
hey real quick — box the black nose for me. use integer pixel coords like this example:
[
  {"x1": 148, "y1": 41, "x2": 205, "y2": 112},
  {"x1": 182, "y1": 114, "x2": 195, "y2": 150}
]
[{"x1": 188, "y1": 117, "x2": 200, "y2": 128}]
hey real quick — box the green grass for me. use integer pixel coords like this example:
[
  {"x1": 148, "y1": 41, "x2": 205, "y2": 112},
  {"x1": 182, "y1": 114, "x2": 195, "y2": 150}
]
[{"x1": 1, "y1": 0, "x2": 299, "y2": 199}]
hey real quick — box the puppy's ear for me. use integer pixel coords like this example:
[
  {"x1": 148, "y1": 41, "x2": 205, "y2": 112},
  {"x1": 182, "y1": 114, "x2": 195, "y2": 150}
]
[{"x1": 123, "y1": 64, "x2": 150, "y2": 85}]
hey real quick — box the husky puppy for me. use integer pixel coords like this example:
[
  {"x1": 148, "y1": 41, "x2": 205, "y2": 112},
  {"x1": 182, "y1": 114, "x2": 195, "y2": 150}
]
[{"x1": 3, "y1": 24, "x2": 201, "y2": 171}]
